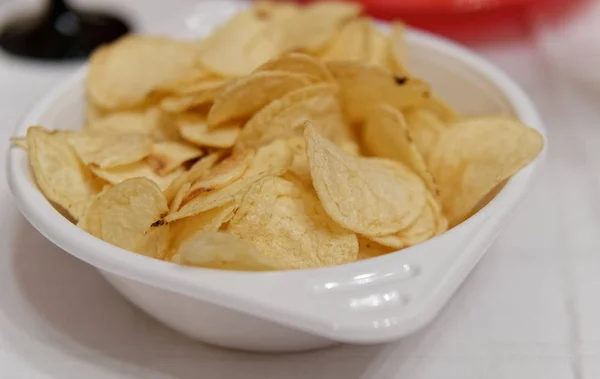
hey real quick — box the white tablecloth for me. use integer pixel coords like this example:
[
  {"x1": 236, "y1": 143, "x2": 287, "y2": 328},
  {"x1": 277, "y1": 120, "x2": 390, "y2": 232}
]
[{"x1": 1, "y1": 1, "x2": 599, "y2": 378}]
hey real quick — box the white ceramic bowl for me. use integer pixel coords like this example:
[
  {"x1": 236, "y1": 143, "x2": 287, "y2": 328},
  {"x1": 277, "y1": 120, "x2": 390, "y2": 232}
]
[{"x1": 6, "y1": 3, "x2": 546, "y2": 353}]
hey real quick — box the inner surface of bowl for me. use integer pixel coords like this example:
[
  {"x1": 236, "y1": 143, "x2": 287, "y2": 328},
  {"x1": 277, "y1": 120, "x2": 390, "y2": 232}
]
[{"x1": 7, "y1": 23, "x2": 545, "y2": 344}]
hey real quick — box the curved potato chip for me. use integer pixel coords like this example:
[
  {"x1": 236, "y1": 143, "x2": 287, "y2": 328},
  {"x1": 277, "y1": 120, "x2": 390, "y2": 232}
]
[
  {"x1": 68, "y1": 129, "x2": 152, "y2": 169},
  {"x1": 198, "y1": 11, "x2": 278, "y2": 77},
  {"x1": 169, "y1": 203, "x2": 237, "y2": 252},
  {"x1": 90, "y1": 161, "x2": 183, "y2": 190},
  {"x1": 389, "y1": 22, "x2": 408, "y2": 75},
  {"x1": 228, "y1": 176, "x2": 358, "y2": 270},
  {"x1": 327, "y1": 60, "x2": 429, "y2": 122},
  {"x1": 428, "y1": 116, "x2": 544, "y2": 226},
  {"x1": 280, "y1": 1, "x2": 362, "y2": 53},
  {"x1": 163, "y1": 152, "x2": 223, "y2": 203},
  {"x1": 366, "y1": 23, "x2": 389, "y2": 68},
  {"x1": 254, "y1": 1, "x2": 299, "y2": 20},
  {"x1": 257, "y1": 53, "x2": 334, "y2": 82},
  {"x1": 88, "y1": 36, "x2": 198, "y2": 110},
  {"x1": 285, "y1": 137, "x2": 312, "y2": 185},
  {"x1": 82, "y1": 178, "x2": 169, "y2": 259},
  {"x1": 369, "y1": 191, "x2": 447, "y2": 249},
  {"x1": 422, "y1": 96, "x2": 460, "y2": 123},
  {"x1": 26, "y1": 127, "x2": 102, "y2": 220},
  {"x1": 404, "y1": 108, "x2": 447, "y2": 162},
  {"x1": 179, "y1": 231, "x2": 278, "y2": 271},
  {"x1": 358, "y1": 237, "x2": 394, "y2": 260},
  {"x1": 147, "y1": 141, "x2": 204, "y2": 176},
  {"x1": 159, "y1": 80, "x2": 227, "y2": 113},
  {"x1": 178, "y1": 115, "x2": 240, "y2": 148},
  {"x1": 364, "y1": 104, "x2": 437, "y2": 194},
  {"x1": 236, "y1": 83, "x2": 347, "y2": 149},
  {"x1": 305, "y1": 123, "x2": 426, "y2": 236},
  {"x1": 169, "y1": 182, "x2": 191, "y2": 214},
  {"x1": 86, "y1": 99, "x2": 109, "y2": 125},
  {"x1": 321, "y1": 18, "x2": 370, "y2": 62},
  {"x1": 87, "y1": 111, "x2": 149, "y2": 135},
  {"x1": 207, "y1": 70, "x2": 312, "y2": 127}
]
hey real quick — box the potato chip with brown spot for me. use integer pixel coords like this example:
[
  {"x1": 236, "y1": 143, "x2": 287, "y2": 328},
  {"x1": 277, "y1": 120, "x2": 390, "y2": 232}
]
[
  {"x1": 90, "y1": 161, "x2": 183, "y2": 190},
  {"x1": 178, "y1": 114, "x2": 240, "y2": 148},
  {"x1": 428, "y1": 116, "x2": 544, "y2": 226},
  {"x1": 197, "y1": 11, "x2": 279, "y2": 77},
  {"x1": 369, "y1": 191, "x2": 447, "y2": 249},
  {"x1": 147, "y1": 141, "x2": 204, "y2": 176},
  {"x1": 363, "y1": 104, "x2": 437, "y2": 194},
  {"x1": 207, "y1": 70, "x2": 312, "y2": 127},
  {"x1": 305, "y1": 123, "x2": 426, "y2": 236},
  {"x1": 228, "y1": 176, "x2": 358, "y2": 270},
  {"x1": 280, "y1": 1, "x2": 362, "y2": 53},
  {"x1": 88, "y1": 36, "x2": 199, "y2": 110},
  {"x1": 257, "y1": 53, "x2": 334, "y2": 82},
  {"x1": 403, "y1": 108, "x2": 447, "y2": 163},
  {"x1": 68, "y1": 129, "x2": 152, "y2": 169},
  {"x1": 82, "y1": 178, "x2": 169, "y2": 259},
  {"x1": 236, "y1": 83, "x2": 348, "y2": 149},
  {"x1": 163, "y1": 152, "x2": 223, "y2": 203},
  {"x1": 178, "y1": 231, "x2": 278, "y2": 271},
  {"x1": 26, "y1": 127, "x2": 103, "y2": 220},
  {"x1": 327, "y1": 60, "x2": 429, "y2": 122},
  {"x1": 358, "y1": 238, "x2": 394, "y2": 260},
  {"x1": 321, "y1": 18, "x2": 370, "y2": 62}
]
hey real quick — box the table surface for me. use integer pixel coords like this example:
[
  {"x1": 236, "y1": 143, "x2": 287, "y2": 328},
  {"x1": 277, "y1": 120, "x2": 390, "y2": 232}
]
[{"x1": 1, "y1": 1, "x2": 600, "y2": 378}]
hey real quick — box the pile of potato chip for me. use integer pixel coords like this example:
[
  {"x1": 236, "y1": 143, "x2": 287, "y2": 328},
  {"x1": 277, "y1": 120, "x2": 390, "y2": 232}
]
[{"x1": 13, "y1": 1, "x2": 544, "y2": 271}]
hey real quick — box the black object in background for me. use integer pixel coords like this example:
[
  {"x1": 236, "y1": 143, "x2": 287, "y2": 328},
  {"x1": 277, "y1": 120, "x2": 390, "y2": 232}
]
[{"x1": 0, "y1": 0, "x2": 130, "y2": 61}]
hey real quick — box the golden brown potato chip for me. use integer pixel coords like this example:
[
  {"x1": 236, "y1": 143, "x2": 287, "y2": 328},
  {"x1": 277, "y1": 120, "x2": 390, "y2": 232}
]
[
  {"x1": 82, "y1": 178, "x2": 169, "y2": 259},
  {"x1": 90, "y1": 161, "x2": 183, "y2": 190},
  {"x1": 369, "y1": 191, "x2": 447, "y2": 249},
  {"x1": 327, "y1": 60, "x2": 429, "y2": 122},
  {"x1": 236, "y1": 83, "x2": 348, "y2": 149},
  {"x1": 178, "y1": 231, "x2": 278, "y2": 271},
  {"x1": 321, "y1": 18, "x2": 370, "y2": 62},
  {"x1": 169, "y1": 182, "x2": 191, "y2": 214},
  {"x1": 11, "y1": 136, "x2": 27, "y2": 150},
  {"x1": 88, "y1": 36, "x2": 198, "y2": 110},
  {"x1": 26, "y1": 127, "x2": 102, "y2": 220},
  {"x1": 147, "y1": 141, "x2": 204, "y2": 176},
  {"x1": 68, "y1": 129, "x2": 152, "y2": 168},
  {"x1": 428, "y1": 116, "x2": 544, "y2": 226},
  {"x1": 404, "y1": 108, "x2": 447, "y2": 162},
  {"x1": 163, "y1": 152, "x2": 223, "y2": 203},
  {"x1": 305, "y1": 123, "x2": 426, "y2": 236},
  {"x1": 159, "y1": 80, "x2": 227, "y2": 113},
  {"x1": 363, "y1": 104, "x2": 437, "y2": 194},
  {"x1": 257, "y1": 53, "x2": 334, "y2": 82},
  {"x1": 178, "y1": 114, "x2": 240, "y2": 148},
  {"x1": 228, "y1": 176, "x2": 358, "y2": 269},
  {"x1": 197, "y1": 11, "x2": 279, "y2": 77},
  {"x1": 207, "y1": 70, "x2": 312, "y2": 127},
  {"x1": 280, "y1": 1, "x2": 362, "y2": 53}
]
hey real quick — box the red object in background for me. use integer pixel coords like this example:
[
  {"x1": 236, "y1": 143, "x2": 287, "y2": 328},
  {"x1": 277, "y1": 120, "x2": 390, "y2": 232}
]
[{"x1": 299, "y1": 0, "x2": 585, "y2": 42}]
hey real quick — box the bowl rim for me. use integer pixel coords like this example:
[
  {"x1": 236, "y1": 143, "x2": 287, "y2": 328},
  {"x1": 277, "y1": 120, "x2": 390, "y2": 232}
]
[{"x1": 6, "y1": 26, "x2": 547, "y2": 342}]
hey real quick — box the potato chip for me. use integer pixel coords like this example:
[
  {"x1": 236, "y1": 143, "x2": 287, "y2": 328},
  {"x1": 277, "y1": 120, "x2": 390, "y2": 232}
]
[
  {"x1": 236, "y1": 83, "x2": 348, "y2": 149},
  {"x1": 82, "y1": 178, "x2": 169, "y2": 259},
  {"x1": 197, "y1": 11, "x2": 278, "y2": 77},
  {"x1": 85, "y1": 98, "x2": 109, "y2": 125},
  {"x1": 366, "y1": 23, "x2": 389, "y2": 68},
  {"x1": 358, "y1": 238, "x2": 394, "y2": 260},
  {"x1": 327, "y1": 60, "x2": 429, "y2": 122},
  {"x1": 428, "y1": 116, "x2": 544, "y2": 226},
  {"x1": 90, "y1": 161, "x2": 183, "y2": 190},
  {"x1": 178, "y1": 231, "x2": 278, "y2": 271},
  {"x1": 363, "y1": 104, "x2": 437, "y2": 194},
  {"x1": 169, "y1": 203, "x2": 236, "y2": 250},
  {"x1": 285, "y1": 137, "x2": 312, "y2": 185},
  {"x1": 163, "y1": 152, "x2": 223, "y2": 203},
  {"x1": 26, "y1": 127, "x2": 102, "y2": 220},
  {"x1": 11, "y1": 137, "x2": 27, "y2": 150},
  {"x1": 280, "y1": 1, "x2": 362, "y2": 53},
  {"x1": 257, "y1": 53, "x2": 334, "y2": 82},
  {"x1": 369, "y1": 191, "x2": 447, "y2": 249},
  {"x1": 305, "y1": 123, "x2": 426, "y2": 236},
  {"x1": 389, "y1": 22, "x2": 408, "y2": 75},
  {"x1": 151, "y1": 67, "x2": 216, "y2": 95},
  {"x1": 178, "y1": 114, "x2": 240, "y2": 148},
  {"x1": 169, "y1": 182, "x2": 191, "y2": 214},
  {"x1": 208, "y1": 71, "x2": 312, "y2": 127},
  {"x1": 159, "y1": 80, "x2": 227, "y2": 113},
  {"x1": 147, "y1": 141, "x2": 204, "y2": 176},
  {"x1": 254, "y1": 0, "x2": 299, "y2": 20},
  {"x1": 403, "y1": 108, "x2": 447, "y2": 163},
  {"x1": 88, "y1": 36, "x2": 199, "y2": 110},
  {"x1": 228, "y1": 176, "x2": 358, "y2": 269},
  {"x1": 422, "y1": 96, "x2": 460, "y2": 123},
  {"x1": 68, "y1": 129, "x2": 152, "y2": 169},
  {"x1": 321, "y1": 18, "x2": 370, "y2": 62},
  {"x1": 86, "y1": 111, "x2": 150, "y2": 135}
]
